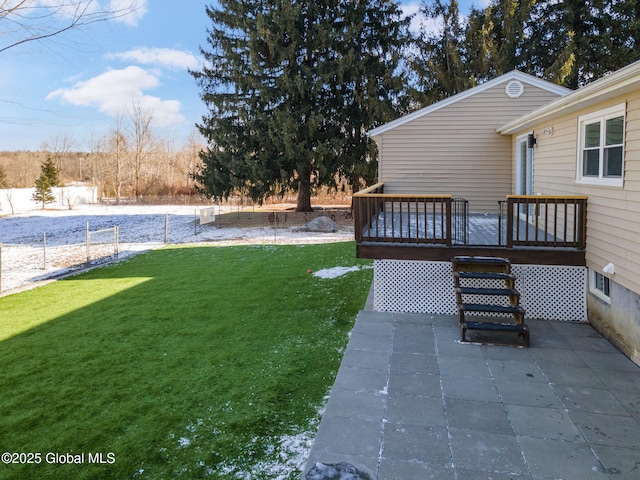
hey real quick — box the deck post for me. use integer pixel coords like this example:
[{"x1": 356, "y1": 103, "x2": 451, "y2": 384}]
[
  {"x1": 354, "y1": 195, "x2": 362, "y2": 243},
  {"x1": 506, "y1": 198, "x2": 514, "y2": 248}
]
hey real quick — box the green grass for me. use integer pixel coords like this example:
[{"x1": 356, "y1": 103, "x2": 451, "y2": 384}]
[{"x1": 0, "y1": 242, "x2": 372, "y2": 479}]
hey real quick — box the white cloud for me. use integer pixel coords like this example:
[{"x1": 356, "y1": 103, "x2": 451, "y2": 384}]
[
  {"x1": 109, "y1": 0, "x2": 148, "y2": 26},
  {"x1": 107, "y1": 47, "x2": 200, "y2": 70},
  {"x1": 46, "y1": 65, "x2": 185, "y2": 126}
]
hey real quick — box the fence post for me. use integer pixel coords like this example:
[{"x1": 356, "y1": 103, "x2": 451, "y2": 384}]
[
  {"x1": 165, "y1": 213, "x2": 169, "y2": 244},
  {"x1": 86, "y1": 221, "x2": 90, "y2": 263},
  {"x1": 0, "y1": 242, "x2": 2, "y2": 294},
  {"x1": 43, "y1": 232, "x2": 47, "y2": 270},
  {"x1": 273, "y1": 212, "x2": 277, "y2": 242},
  {"x1": 115, "y1": 226, "x2": 119, "y2": 259}
]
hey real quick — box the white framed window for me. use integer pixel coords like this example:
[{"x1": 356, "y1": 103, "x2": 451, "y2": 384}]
[
  {"x1": 590, "y1": 269, "x2": 611, "y2": 303},
  {"x1": 577, "y1": 104, "x2": 625, "y2": 187}
]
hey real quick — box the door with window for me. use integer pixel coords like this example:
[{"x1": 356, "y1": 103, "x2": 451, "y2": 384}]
[{"x1": 516, "y1": 134, "x2": 534, "y2": 221}]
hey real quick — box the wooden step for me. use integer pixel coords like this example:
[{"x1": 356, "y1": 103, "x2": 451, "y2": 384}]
[
  {"x1": 461, "y1": 321, "x2": 530, "y2": 347},
  {"x1": 452, "y1": 255, "x2": 528, "y2": 347},
  {"x1": 454, "y1": 272, "x2": 516, "y2": 281},
  {"x1": 463, "y1": 321, "x2": 529, "y2": 333},
  {"x1": 452, "y1": 256, "x2": 510, "y2": 265},
  {"x1": 452, "y1": 256, "x2": 511, "y2": 274},
  {"x1": 456, "y1": 287, "x2": 520, "y2": 297},
  {"x1": 458, "y1": 303, "x2": 525, "y2": 316}
]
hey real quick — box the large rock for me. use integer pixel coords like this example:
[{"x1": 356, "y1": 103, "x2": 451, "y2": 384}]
[
  {"x1": 301, "y1": 216, "x2": 339, "y2": 233},
  {"x1": 305, "y1": 462, "x2": 373, "y2": 480}
]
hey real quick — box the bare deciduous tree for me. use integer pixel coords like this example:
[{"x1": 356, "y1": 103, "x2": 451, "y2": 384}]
[
  {"x1": 128, "y1": 102, "x2": 154, "y2": 198},
  {"x1": 0, "y1": 0, "x2": 146, "y2": 54},
  {"x1": 106, "y1": 115, "x2": 129, "y2": 205},
  {"x1": 85, "y1": 133, "x2": 107, "y2": 197},
  {"x1": 41, "y1": 133, "x2": 75, "y2": 179}
]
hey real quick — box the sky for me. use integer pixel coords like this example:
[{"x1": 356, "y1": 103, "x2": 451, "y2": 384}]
[{"x1": 0, "y1": 0, "x2": 489, "y2": 152}]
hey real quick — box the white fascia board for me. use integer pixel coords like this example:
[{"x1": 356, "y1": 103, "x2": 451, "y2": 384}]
[
  {"x1": 499, "y1": 60, "x2": 640, "y2": 135},
  {"x1": 368, "y1": 71, "x2": 570, "y2": 138}
]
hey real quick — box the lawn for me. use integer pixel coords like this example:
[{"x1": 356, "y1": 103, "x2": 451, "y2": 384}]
[{"x1": 0, "y1": 242, "x2": 372, "y2": 479}]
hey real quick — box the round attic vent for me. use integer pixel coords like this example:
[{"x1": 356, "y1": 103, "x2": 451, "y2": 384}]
[{"x1": 506, "y1": 80, "x2": 524, "y2": 98}]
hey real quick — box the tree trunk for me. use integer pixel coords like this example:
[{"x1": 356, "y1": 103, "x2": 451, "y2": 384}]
[
  {"x1": 350, "y1": 174, "x2": 361, "y2": 211},
  {"x1": 296, "y1": 169, "x2": 313, "y2": 212}
]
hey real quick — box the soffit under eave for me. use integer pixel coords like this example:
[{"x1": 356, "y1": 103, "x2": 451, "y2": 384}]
[{"x1": 499, "y1": 74, "x2": 640, "y2": 135}]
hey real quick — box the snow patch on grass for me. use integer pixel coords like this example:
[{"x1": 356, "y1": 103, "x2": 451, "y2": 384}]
[
  {"x1": 0, "y1": 204, "x2": 354, "y2": 294},
  {"x1": 313, "y1": 264, "x2": 372, "y2": 279},
  {"x1": 217, "y1": 430, "x2": 316, "y2": 480}
]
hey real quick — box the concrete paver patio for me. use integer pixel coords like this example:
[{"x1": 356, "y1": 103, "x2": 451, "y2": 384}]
[{"x1": 304, "y1": 308, "x2": 640, "y2": 479}]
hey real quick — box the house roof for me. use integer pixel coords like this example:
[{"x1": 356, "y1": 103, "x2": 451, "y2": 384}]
[
  {"x1": 367, "y1": 71, "x2": 571, "y2": 138},
  {"x1": 499, "y1": 60, "x2": 640, "y2": 135}
]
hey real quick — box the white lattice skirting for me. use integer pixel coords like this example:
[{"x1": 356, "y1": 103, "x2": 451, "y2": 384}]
[{"x1": 374, "y1": 259, "x2": 587, "y2": 322}]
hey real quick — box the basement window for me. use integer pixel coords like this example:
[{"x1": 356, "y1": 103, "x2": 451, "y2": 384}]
[{"x1": 590, "y1": 270, "x2": 611, "y2": 303}]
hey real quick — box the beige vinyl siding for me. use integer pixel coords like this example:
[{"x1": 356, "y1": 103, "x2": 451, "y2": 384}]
[
  {"x1": 514, "y1": 93, "x2": 640, "y2": 296},
  {"x1": 376, "y1": 82, "x2": 562, "y2": 212},
  {"x1": 524, "y1": 116, "x2": 579, "y2": 194}
]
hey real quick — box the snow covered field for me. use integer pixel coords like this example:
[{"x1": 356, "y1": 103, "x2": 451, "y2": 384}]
[{"x1": 0, "y1": 204, "x2": 354, "y2": 295}]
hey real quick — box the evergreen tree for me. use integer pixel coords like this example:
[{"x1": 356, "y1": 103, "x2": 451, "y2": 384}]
[
  {"x1": 413, "y1": 0, "x2": 471, "y2": 103},
  {"x1": 330, "y1": 0, "x2": 412, "y2": 192},
  {"x1": 520, "y1": 0, "x2": 640, "y2": 87},
  {"x1": 32, "y1": 157, "x2": 60, "y2": 209},
  {"x1": 421, "y1": 0, "x2": 640, "y2": 92},
  {"x1": 464, "y1": 0, "x2": 535, "y2": 81},
  {"x1": 0, "y1": 164, "x2": 7, "y2": 189},
  {"x1": 590, "y1": 0, "x2": 640, "y2": 77},
  {"x1": 192, "y1": 0, "x2": 411, "y2": 211}
]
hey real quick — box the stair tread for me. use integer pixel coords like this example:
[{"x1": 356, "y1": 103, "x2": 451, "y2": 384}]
[
  {"x1": 459, "y1": 303, "x2": 525, "y2": 314},
  {"x1": 457, "y1": 287, "x2": 520, "y2": 296},
  {"x1": 463, "y1": 321, "x2": 529, "y2": 332},
  {"x1": 452, "y1": 256, "x2": 511, "y2": 265},
  {"x1": 454, "y1": 272, "x2": 516, "y2": 280}
]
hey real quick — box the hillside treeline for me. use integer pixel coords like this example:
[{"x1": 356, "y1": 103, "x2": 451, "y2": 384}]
[{"x1": 0, "y1": 134, "x2": 204, "y2": 204}]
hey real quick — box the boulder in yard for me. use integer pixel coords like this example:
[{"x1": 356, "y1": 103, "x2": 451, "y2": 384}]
[{"x1": 301, "y1": 216, "x2": 339, "y2": 232}]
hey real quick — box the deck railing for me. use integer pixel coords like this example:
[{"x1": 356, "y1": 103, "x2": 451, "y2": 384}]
[
  {"x1": 354, "y1": 184, "x2": 587, "y2": 251},
  {"x1": 353, "y1": 183, "x2": 453, "y2": 245},
  {"x1": 504, "y1": 195, "x2": 588, "y2": 250}
]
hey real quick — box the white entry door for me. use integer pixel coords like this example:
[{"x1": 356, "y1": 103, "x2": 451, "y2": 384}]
[{"x1": 516, "y1": 134, "x2": 534, "y2": 220}]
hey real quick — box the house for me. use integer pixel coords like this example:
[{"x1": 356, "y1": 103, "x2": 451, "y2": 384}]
[
  {"x1": 368, "y1": 71, "x2": 570, "y2": 212},
  {"x1": 355, "y1": 62, "x2": 640, "y2": 364}
]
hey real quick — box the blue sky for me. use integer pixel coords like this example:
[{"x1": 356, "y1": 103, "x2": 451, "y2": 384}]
[{"x1": 0, "y1": 0, "x2": 488, "y2": 152}]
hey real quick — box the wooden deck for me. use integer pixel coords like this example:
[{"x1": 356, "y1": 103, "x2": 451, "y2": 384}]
[{"x1": 354, "y1": 183, "x2": 587, "y2": 266}]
